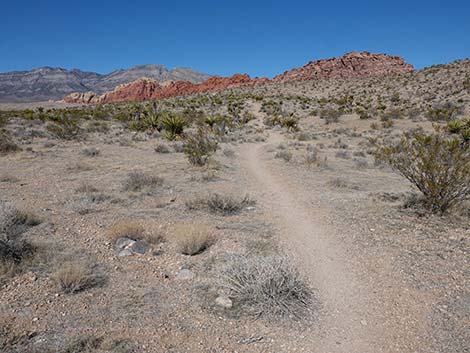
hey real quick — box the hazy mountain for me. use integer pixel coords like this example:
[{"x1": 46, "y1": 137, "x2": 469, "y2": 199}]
[{"x1": 0, "y1": 65, "x2": 212, "y2": 102}]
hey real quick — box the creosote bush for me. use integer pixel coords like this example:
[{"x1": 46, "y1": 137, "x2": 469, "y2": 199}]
[
  {"x1": 183, "y1": 128, "x2": 218, "y2": 166},
  {"x1": 375, "y1": 130, "x2": 469, "y2": 213},
  {"x1": 218, "y1": 254, "x2": 313, "y2": 319}
]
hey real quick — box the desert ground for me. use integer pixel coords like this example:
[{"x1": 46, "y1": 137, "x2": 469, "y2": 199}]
[{"x1": 1, "y1": 61, "x2": 469, "y2": 353}]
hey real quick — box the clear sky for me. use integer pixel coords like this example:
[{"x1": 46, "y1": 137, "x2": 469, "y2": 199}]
[{"x1": 1, "y1": 0, "x2": 469, "y2": 78}]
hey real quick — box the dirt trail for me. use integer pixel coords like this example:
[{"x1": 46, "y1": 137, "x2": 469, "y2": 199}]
[{"x1": 235, "y1": 105, "x2": 393, "y2": 352}]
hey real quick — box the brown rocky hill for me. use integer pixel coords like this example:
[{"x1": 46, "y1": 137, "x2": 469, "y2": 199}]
[
  {"x1": 273, "y1": 51, "x2": 414, "y2": 82},
  {"x1": 63, "y1": 52, "x2": 414, "y2": 104}
]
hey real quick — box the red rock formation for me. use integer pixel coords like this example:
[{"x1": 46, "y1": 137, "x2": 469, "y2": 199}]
[
  {"x1": 63, "y1": 52, "x2": 414, "y2": 104},
  {"x1": 273, "y1": 52, "x2": 414, "y2": 82},
  {"x1": 99, "y1": 77, "x2": 162, "y2": 103}
]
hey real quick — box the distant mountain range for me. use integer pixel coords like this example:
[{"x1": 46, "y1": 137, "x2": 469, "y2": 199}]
[{"x1": 0, "y1": 65, "x2": 212, "y2": 102}]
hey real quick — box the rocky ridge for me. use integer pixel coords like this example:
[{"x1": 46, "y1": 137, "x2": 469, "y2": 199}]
[{"x1": 63, "y1": 52, "x2": 414, "y2": 104}]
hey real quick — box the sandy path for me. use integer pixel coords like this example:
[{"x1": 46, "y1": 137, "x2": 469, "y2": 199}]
[{"x1": 237, "y1": 130, "x2": 389, "y2": 352}]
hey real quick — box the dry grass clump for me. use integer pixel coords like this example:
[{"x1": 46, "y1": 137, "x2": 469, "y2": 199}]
[
  {"x1": 0, "y1": 239, "x2": 35, "y2": 276},
  {"x1": 107, "y1": 220, "x2": 145, "y2": 242},
  {"x1": 122, "y1": 171, "x2": 163, "y2": 192},
  {"x1": 173, "y1": 224, "x2": 215, "y2": 255},
  {"x1": 107, "y1": 220, "x2": 164, "y2": 245},
  {"x1": 218, "y1": 254, "x2": 313, "y2": 319},
  {"x1": 52, "y1": 262, "x2": 103, "y2": 294},
  {"x1": 186, "y1": 193, "x2": 255, "y2": 215},
  {"x1": 75, "y1": 182, "x2": 99, "y2": 193},
  {"x1": 0, "y1": 203, "x2": 41, "y2": 238}
]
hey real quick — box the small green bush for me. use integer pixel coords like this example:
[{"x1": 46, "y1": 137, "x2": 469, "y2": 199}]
[
  {"x1": 183, "y1": 128, "x2": 218, "y2": 166},
  {"x1": 375, "y1": 131, "x2": 470, "y2": 213}
]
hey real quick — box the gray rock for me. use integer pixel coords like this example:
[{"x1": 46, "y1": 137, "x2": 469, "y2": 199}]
[
  {"x1": 129, "y1": 240, "x2": 149, "y2": 254},
  {"x1": 115, "y1": 237, "x2": 136, "y2": 250},
  {"x1": 215, "y1": 296, "x2": 233, "y2": 309},
  {"x1": 118, "y1": 249, "x2": 133, "y2": 257},
  {"x1": 176, "y1": 269, "x2": 194, "y2": 280}
]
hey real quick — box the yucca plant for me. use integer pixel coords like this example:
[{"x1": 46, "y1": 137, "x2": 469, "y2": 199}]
[
  {"x1": 161, "y1": 113, "x2": 187, "y2": 141},
  {"x1": 281, "y1": 116, "x2": 299, "y2": 132}
]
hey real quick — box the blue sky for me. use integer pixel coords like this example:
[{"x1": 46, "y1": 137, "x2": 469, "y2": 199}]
[{"x1": 1, "y1": 0, "x2": 469, "y2": 77}]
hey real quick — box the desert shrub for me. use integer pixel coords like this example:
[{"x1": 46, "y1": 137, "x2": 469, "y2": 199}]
[
  {"x1": 46, "y1": 121, "x2": 81, "y2": 139},
  {"x1": 304, "y1": 148, "x2": 318, "y2": 166},
  {"x1": 328, "y1": 177, "x2": 350, "y2": 189},
  {"x1": 263, "y1": 115, "x2": 282, "y2": 127},
  {"x1": 81, "y1": 146, "x2": 100, "y2": 157},
  {"x1": 218, "y1": 254, "x2": 312, "y2": 319},
  {"x1": 382, "y1": 119, "x2": 394, "y2": 128},
  {"x1": 173, "y1": 224, "x2": 214, "y2": 255},
  {"x1": 183, "y1": 128, "x2": 218, "y2": 166},
  {"x1": 0, "y1": 175, "x2": 19, "y2": 183},
  {"x1": 335, "y1": 150, "x2": 351, "y2": 159},
  {"x1": 53, "y1": 262, "x2": 103, "y2": 294},
  {"x1": 75, "y1": 182, "x2": 99, "y2": 194},
  {"x1": 425, "y1": 102, "x2": 463, "y2": 121},
  {"x1": 381, "y1": 108, "x2": 404, "y2": 121},
  {"x1": 122, "y1": 171, "x2": 163, "y2": 192},
  {"x1": 375, "y1": 131, "x2": 470, "y2": 213},
  {"x1": 353, "y1": 158, "x2": 369, "y2": 169},
  {"x1": 186, "y1": 193, "x2": 254, "y2": 215},
  {"x1": 319, "y1": 107, "x2": 341, "y2": 124},
  {"x1": 275, "y1": 149, "x2": 292, "y2": 162},
  {"x1": 0, "y1": 132, "x2": 20, "y2": 155}
]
